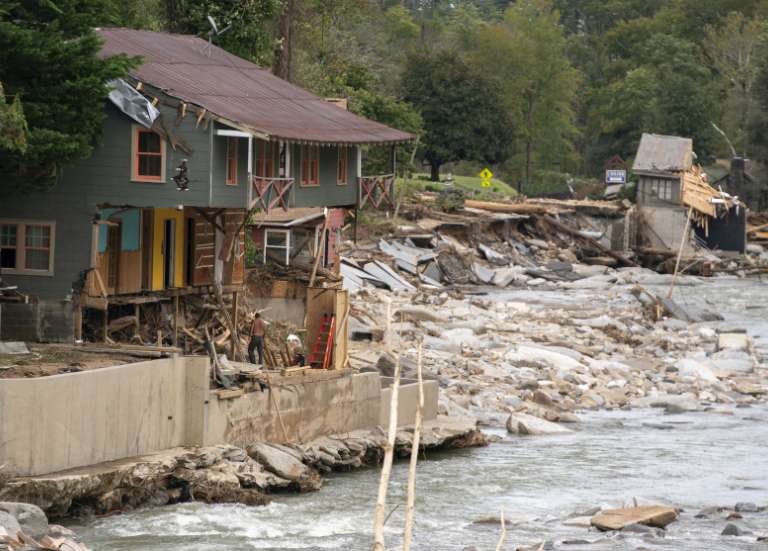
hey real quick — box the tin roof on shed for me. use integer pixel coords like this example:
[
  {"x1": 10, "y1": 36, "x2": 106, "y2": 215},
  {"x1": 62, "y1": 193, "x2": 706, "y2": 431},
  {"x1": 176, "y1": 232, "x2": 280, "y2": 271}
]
[
  {"x1": 97, "y1": 28, "x2": 413, "y2": 145},
  {"x1": 632, "y1": 133, "x2": 694, "y2": 175}
]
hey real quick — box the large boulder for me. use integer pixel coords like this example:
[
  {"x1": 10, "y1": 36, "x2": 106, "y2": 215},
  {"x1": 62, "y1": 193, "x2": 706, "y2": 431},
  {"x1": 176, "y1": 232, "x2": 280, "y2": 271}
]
[
  {"x1": 676, "y1": 358, "x2": 718, "y2": 383},
  {"x1": 591, "y1": 506, "x2": 677, "y2": 531},
  {"x1": 0, "y1": 510, "x2": 22, "y2": 539},
  {"x1": 247, "y1": 443, "x2": 321, "y2": 491},
  {"x1": 506, "y1": 413, "x2": 573, "y2": 436},
  {"x1": 0, "y1": 501, "x2": 49, "y2": 540}
]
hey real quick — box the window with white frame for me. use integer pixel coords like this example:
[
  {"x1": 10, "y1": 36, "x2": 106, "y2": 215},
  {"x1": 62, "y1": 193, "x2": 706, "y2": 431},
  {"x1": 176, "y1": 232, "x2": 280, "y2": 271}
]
[
  {"x1": 0, "y1": 220, "x2": 55, "y2": 276},
  {"x1": 264, "y1": 229, "x2": 291, "y2": 266}
]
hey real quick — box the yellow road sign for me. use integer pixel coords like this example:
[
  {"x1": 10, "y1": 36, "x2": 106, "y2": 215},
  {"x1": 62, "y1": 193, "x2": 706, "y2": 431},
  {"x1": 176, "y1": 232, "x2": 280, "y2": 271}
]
[
  {"x1": 481, "y1": 179, "x2": 491, "y2": 188},
  {"x1": 479, "y1": 168, "x2": 493, "y2": 180}
]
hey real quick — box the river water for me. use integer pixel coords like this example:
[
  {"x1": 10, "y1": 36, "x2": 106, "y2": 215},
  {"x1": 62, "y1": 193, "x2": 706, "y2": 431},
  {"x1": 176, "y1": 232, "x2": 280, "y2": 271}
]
[{"x1": 71, "y1": 276, "x2": 768, "y2": 550}]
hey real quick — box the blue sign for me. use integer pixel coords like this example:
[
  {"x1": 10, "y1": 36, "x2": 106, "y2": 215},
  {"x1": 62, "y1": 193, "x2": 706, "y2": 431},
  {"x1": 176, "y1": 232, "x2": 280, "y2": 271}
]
[{"x1": 605, "y1": 169, "x2": 626, "y2": 184}]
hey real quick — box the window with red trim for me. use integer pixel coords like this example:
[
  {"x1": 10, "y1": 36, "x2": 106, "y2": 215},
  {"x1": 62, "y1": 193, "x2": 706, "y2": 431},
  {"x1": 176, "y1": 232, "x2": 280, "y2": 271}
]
[
  {"x1": 301, "y1": 145, "x2": 319, "y2": 186},
  {"x1": 226, "y1": 137, "x2": 238, "y2": 185},
  {"x1": 337, "y1": 146, "x2": 348, "y2": 185},
  {"x1": 256, "y1": 141, "x2": 274, "y2": 177},
  {"x1": 133, "y1": 128, "x2": 164, "y2": 181}
]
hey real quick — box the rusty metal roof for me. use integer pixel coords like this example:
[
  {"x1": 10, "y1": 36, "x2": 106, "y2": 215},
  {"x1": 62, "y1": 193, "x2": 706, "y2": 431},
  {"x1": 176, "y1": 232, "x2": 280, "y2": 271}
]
[
  {"x1": 632, "y1": 133, "x2": 693, "y2": 175},
  {"x1": 97, "y1": 28, "x2": 413, "y2": 145}
]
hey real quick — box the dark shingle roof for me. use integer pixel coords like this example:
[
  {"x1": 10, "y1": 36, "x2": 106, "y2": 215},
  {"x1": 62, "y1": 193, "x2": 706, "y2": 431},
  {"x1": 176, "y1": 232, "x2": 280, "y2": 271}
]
[
  {"x1": 632, "y1": 133, "x2": 693, "y2": 175},
  {"x1": 98, "y1": 28, "x2": 413, "y2": 145}
]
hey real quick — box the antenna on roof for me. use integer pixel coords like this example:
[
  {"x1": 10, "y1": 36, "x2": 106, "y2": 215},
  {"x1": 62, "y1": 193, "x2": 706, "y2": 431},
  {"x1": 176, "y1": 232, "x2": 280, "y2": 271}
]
[{"x1": 205, "y1": 15, "x2": 232, "y2": 57}]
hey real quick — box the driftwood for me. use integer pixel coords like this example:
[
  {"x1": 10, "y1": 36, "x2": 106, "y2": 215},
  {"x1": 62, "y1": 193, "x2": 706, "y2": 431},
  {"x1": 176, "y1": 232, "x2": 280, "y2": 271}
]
[
  {"x1": 373, "y1": 355, "x2": 400, "y2": 551},
  {"x1": 402, "y1": 341, "x2": 424, "y2": 551}
]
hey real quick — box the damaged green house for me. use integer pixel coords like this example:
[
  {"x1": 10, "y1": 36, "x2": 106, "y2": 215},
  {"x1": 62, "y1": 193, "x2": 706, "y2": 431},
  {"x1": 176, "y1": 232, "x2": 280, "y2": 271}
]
[{"x1": 0, "y1": 28, "x2": 412, "y2": 343}]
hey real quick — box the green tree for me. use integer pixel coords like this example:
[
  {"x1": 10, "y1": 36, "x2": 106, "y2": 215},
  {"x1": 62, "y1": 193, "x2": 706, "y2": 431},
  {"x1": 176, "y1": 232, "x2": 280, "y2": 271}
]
[
  {"x1": 0, "y1": 82, "x2": 27, "y2": 153},
  {"x1": 165, "y1": 0, "x2": 278, "y2": 65},
  {"x1": 402, "y1": 49, "x2": 514, "y2": 181},
  {"x1": 597, "y1": 34, "x2": 720, "y2": 161},
  {"x1": 704, "y1": 13, "x2": 766, "y2": 157},
  {"x1": 0, "y1": 0, "x2": 136, "y2": 192},
  {"x1": 473, "y1": 0, "x2": 581, "y2": 190}
]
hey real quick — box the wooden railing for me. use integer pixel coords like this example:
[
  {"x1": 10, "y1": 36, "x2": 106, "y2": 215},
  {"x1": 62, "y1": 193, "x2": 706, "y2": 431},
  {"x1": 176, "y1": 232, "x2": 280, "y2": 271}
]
[
  {"x1": 251, "y1": 176, "x2": 294, "y2": 212},
  {"x1": 358, "y1": 174, "x2": 395, "y2": 210}
]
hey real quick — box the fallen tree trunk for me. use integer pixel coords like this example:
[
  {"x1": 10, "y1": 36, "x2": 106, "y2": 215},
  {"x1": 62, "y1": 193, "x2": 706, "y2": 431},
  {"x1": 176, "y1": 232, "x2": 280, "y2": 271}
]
[
  {"x1": 464, "y1": 199, "x2": 552, "y2": 214},
  {"x1": 542, "y1": 215, "x2": 639, "y2": 268}
]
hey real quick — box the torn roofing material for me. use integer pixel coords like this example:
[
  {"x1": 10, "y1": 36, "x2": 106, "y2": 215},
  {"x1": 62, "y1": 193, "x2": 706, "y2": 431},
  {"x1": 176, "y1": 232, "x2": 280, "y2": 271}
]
[
  {"x1": 632, "y1": 133, "x2": 694, "y2": 175},
  {"x1": 107, "y1": 78, "x2": 159, "y2": 128},
  {"x1": 97, "y1": 28, "x2": 414, "y2": 145}
]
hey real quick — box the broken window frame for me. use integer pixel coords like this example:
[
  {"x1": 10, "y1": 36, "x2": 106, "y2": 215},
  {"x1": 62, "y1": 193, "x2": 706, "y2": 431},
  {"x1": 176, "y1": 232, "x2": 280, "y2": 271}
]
[
  {"x1": 131, "y1": 125, "x2": 166, "y2": 183},
  {"x1": 0, "y1": 220, "x2": 55, "y2": 276},
  {"x1": 226, "y1": 137, "x2": 238, "y2": 185},
  {"x1": 264, "y1": 228, "x2": 291, "y2": 266}
]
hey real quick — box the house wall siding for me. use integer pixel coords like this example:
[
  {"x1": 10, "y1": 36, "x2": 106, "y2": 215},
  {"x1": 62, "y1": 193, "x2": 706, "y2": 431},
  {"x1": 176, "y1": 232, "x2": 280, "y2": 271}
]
[
  {"x1": 290, "y1": 144, "x2": 358, "y2": 208},
  {"x1": 210, "y1": 123, "x2": 249, "y2": 208},
  {"x1": 0, "y1": 100, "x2": 240, "y2": 300}
]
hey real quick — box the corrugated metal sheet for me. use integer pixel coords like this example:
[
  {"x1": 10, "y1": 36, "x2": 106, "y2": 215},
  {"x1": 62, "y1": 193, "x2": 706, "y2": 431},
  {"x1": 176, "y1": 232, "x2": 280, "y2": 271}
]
[
  {"x1": 98, "y1": 28, "x2": 413, "y2": 145},
  {"x1": 632, "y1": 133, "x2": 693, "y2": 174}
]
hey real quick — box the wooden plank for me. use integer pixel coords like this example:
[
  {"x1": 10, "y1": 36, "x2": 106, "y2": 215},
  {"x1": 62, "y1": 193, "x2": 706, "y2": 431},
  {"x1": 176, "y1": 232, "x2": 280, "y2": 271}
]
[
  {"x1": 334, "y1": 289, "x2": 349, "y2": 370},
  {"x1": 117, "y1": 250, "x2": 142, "y2": 294},
  {"x1": 216, "y1": 388, "x2": 245, "y2": 400}
]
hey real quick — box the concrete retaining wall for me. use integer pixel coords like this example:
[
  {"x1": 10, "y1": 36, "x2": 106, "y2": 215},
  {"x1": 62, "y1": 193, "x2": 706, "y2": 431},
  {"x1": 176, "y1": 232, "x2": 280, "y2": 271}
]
[
  {"x1": 0, "y1": 356, "x2": 209, "y2": 476},
  {"x1": 0, "y1": 358, "x2": 433, "y2": 477},
  {"x1": 204, "y1": 372, "x2": 382, "y2": 447},
  {"x1": 380, "y1": 377, "x2": 439, "y2": 427}
]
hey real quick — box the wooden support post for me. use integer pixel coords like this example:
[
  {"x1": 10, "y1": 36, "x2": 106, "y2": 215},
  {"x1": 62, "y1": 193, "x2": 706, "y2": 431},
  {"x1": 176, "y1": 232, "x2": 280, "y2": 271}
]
[
  {"x1": 230, "y1": 291, "x2": 239, "y2": 360},
  {"x1": 173, "y1": 295, "x2": 180, "y2": 347},
  {"x1": 103, "y1": 305, "x2": 109, "y2": 343},
  {"x1": 74, "y1": 296, "x2": 83, "y2": 343},
  {"x1": 309, "y1": 214, "x2": 329, "y2": 288}
]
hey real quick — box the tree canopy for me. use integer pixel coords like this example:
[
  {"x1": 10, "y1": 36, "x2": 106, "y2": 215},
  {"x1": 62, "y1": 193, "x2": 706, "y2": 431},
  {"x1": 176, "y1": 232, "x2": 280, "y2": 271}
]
[
  {"x1": 403, "y1": 50, "x2": 514, "y2": 180},
  {"x1": 0, "y1": 0, "x2": 136, "y2": 191},
  {"x1": 5, "y1": 0, "x2": 768, "y2": 194}
]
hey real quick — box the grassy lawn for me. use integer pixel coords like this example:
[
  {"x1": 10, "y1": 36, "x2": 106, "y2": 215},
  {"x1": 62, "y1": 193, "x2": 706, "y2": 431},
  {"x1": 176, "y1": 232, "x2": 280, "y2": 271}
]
[{"x1": 397, "y1": 172, "x2": 518, "y2": 201}]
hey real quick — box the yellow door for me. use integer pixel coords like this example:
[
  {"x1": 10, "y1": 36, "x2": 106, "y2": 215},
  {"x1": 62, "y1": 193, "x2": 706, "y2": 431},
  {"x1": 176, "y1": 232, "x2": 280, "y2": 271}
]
[{"x1": 151, "y1": 208, "x2": 185, "y2": 290}]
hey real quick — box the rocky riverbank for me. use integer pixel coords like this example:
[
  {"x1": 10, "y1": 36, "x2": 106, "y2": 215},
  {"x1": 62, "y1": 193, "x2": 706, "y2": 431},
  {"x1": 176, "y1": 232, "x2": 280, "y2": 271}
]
[
  {"x1": 349, "y1": 266, "x2": 768, "y2": 433},
  {"x1": 0, "y1": 416, "x2": 484, "y2": 524}
]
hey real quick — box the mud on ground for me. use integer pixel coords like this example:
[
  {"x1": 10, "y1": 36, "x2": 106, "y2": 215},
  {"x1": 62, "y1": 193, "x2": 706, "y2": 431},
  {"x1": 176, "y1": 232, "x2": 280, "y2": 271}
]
[{"x1": 0, "y1": 344, "x2": 141, "y2": 379}]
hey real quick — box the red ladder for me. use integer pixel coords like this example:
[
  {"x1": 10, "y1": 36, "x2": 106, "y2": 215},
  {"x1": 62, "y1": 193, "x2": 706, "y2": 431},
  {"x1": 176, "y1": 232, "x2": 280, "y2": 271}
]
[{"x1": 308, "y1": 314, "x2": 336, "y2": 369}]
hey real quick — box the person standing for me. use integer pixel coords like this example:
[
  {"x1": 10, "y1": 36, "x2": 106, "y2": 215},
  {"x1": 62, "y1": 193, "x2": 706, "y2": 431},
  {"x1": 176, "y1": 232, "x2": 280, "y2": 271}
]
[{"x1": 249, "y1": 312, "x2": 266, "y2": 366}]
